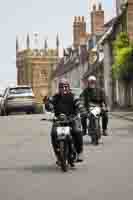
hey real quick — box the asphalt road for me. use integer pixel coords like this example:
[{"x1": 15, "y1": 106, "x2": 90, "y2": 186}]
[{"x1": 0, "y1": 114, "x2": 133, "y2": 200}]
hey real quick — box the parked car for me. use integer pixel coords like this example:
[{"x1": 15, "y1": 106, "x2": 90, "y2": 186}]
[
  {"x1": 0, "y1": 93, "x2": 3, "y2": 115},
  {"x1": 70, "y1": 88, "x2": 82, "y2": 97},
  {"x1": 3, "y1": 85, "x2": 36, "y2": 115},
  {"x1": 0, "y1": 88, "x2": 5, "y2": 116}
]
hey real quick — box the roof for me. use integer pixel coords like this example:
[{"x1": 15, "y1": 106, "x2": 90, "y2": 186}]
[
  {"x1": 8, "y1": 85, "x2": 32, "y2": 89},
  {"x1": 104, "y1": 17, "x2": 117, "y2": 28},
  {"x1": 101, "y1": 9, "x2": 127, "y2": 44},
  {"x1": 53, "y1": 56, "x2": 80, "y2": 78},
  {"x1": 52, "y1": 47, "x2": 88, "y2": 78}
]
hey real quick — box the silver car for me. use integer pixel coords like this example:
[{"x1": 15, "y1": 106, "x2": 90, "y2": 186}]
[
  {"x1": 0, "y1": 94, "x2": 3, "y2": 115},
  {"x1": 70, "y1": 88, "x2": 82, "y2": 97},
  {"x1": 0, "y1": 88, "x2": 5, "y2": 115},
  {"x1": 3, "y1": 85, "x2": 36, "y2": 115}
]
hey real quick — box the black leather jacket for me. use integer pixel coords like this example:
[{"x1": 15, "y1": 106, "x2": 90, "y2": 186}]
[{"x1": 45, "y1": 93, "x2": 84, "y2": 117}]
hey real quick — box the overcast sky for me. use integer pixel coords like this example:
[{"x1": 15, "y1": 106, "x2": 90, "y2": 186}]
[{"x1": 0, "y1": 0, "x2": 115, "y2": 87}]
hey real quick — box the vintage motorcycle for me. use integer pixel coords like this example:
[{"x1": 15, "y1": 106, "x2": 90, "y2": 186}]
[
  {"x1": 53, "y1": 114, "x2": 76, "y2": 172},
  {"x1": 87, "y1": 103, "x2": 101, "y2": 145}
]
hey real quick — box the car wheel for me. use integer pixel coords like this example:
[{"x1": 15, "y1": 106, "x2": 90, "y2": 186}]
[
  {"x1": 1, "y1": 108, "x2": 6, "y2": 116},
  {"x1": 32, "y1": 109, "x2": 35, "y2": 114},
  {"x1": 1, "y1": 110, "x2": 4, "y2": 116},
  {"x1": 5, "y1": 108, "x2": 9, "y2": 116},
  {"x1": 6, "y1": 111, "x2": 9, "y2": 116}
]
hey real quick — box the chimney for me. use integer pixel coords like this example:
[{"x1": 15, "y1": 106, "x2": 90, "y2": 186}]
[
  {"x1": 127, "y1": 0, "x2": 133, "y2": 41},
  {"x1": 91, "y1": 3, "x2": 104, "y2": 35},
  {"x1": 73, "y1": 16, "x2": 86, "y2": 48}
]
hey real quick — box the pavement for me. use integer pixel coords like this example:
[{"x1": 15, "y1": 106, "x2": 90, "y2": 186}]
[
  {"x1": 110, "y1": 110, "x2": 133, "y2": 121},
  {"x1": 0, "y1": 114, "x2": 133, "y2": 200}
]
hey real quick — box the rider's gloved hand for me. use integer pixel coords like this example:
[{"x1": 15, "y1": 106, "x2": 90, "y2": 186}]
[
  {"x1": 80, "y1": 111, "x2": 87, "y2": 118},
  {"x1": 101, "y1": 104, "x2": 109, "y2": 112},
  {"x1": 102, "y1": 107, "x2": 109, "y2": 112}
]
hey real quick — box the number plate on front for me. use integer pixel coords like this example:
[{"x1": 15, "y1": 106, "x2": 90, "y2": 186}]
[{"x1": 57, "y1": 127, "x2": 70, "y2": 136}]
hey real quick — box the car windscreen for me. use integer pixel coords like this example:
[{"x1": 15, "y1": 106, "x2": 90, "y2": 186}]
[
  {"x1": 71, "y1": 88, "x2": 81, "y2": 97},
  {"x1": 9, "y1": 88, "x2": 32, "y2": 95}
]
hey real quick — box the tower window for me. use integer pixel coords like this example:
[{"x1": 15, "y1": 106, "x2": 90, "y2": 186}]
[{"x1": 41, "y1": 69, "x2": 48, "y2": 81}]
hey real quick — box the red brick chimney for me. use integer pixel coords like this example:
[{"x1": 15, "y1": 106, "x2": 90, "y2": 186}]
[
  {"x1": 127, "y1": 0, "x2": 133, "y2": 41},
  {"x1": 73, "y1": 16, "x2": 86, "y2": 48},
  {"x1": 91, "y1": 3, "x2": 104, "y2": 35}
]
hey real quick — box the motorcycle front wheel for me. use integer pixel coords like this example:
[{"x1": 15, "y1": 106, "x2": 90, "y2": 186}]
[
  {"x1": 89, "y1": 115, "x2": 100, "y2": 145},
  {"x1": 59, "y1": 140, "x2": 68, "y2": 172}
]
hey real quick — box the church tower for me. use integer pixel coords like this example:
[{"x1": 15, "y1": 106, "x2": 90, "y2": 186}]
[{"x1": 16, "y1": 34, "x2": 59, "y2": 103}]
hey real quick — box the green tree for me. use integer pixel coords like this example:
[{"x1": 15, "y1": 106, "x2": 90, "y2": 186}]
[{"x1": 112, "y1": 32, "x2": 133, "y2": 81}]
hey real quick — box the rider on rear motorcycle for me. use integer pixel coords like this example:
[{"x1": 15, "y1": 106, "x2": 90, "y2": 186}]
[
  {"x1": 45, "y1": 78, "x2": 85, "y2": 163},
  {"x1": 80, "y1": 75, "x2": 109, "y2": 136}
]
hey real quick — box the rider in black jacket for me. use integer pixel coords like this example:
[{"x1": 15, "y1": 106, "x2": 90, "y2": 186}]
[
  {"x1": 80, "y1": 75, "x2": 109, "y2": 136},
  {"x1": 45, "y1": 78, "x2": 85, "y2": 162}
]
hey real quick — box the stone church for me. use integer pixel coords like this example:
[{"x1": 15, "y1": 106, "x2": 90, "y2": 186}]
[{"x1": 16, "y1": 34, "x2": 59, "y2": 103}]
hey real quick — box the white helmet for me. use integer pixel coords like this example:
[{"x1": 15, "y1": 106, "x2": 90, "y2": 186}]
[{"x1": 88, "y1": 75, "x2": 96, "y2": 82}]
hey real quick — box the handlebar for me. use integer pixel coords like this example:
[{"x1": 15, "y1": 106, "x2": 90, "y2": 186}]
[{"x1": 53, "y1": 114, "x2": 78, "y2": 123}]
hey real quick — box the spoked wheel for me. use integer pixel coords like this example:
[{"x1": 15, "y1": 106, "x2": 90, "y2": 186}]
[
  {"x1": 68, "y1": 141, "x2": 76, "y2": 168},
  {"x1": 89, "y1": 115, "x2": 100, "y2": 145},
  {"x1": 68, "y1": 155, "x2": 75, "y2": 168},
  {"x1": 68, "y1": 152, "x2": 75, "y2": 168},
  {"x1": 59, "y1": 141, "x2": 68, "y2": 172},
  {"x1": 93, "y1": 119, "x2": 99, "y2": 145}
]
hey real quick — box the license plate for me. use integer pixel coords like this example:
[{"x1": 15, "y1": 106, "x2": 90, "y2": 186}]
[
  {"x1": 90, "y1": 107, "x2": 101, "y2": 117},
  {"x1": 57, "y1": 127, "x2": 70, "y2": 136}
]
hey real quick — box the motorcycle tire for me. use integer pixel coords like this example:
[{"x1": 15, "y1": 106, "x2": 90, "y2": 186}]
[
  {"x1": 68, "y1": 150, "x2": 75, "y2": 168},
  {"x1": 94, "y1": 118, "x2": 100, "y2": 145},
  {"x1": 59, "y1": 141, "x2": 68, "y2": 172},
  {"x1": 90, "y1": 116, "x2": 99, "y2": 145}
]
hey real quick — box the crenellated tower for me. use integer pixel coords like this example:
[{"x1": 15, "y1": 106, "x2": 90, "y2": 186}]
[{"x1": 16, "y1": 34, "x2": 59, "y2": 102}]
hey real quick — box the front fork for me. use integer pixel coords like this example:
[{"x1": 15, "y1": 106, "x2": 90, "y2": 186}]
[{"x1": 88, "y1": 114, "x2": 101, "y2": 141}]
